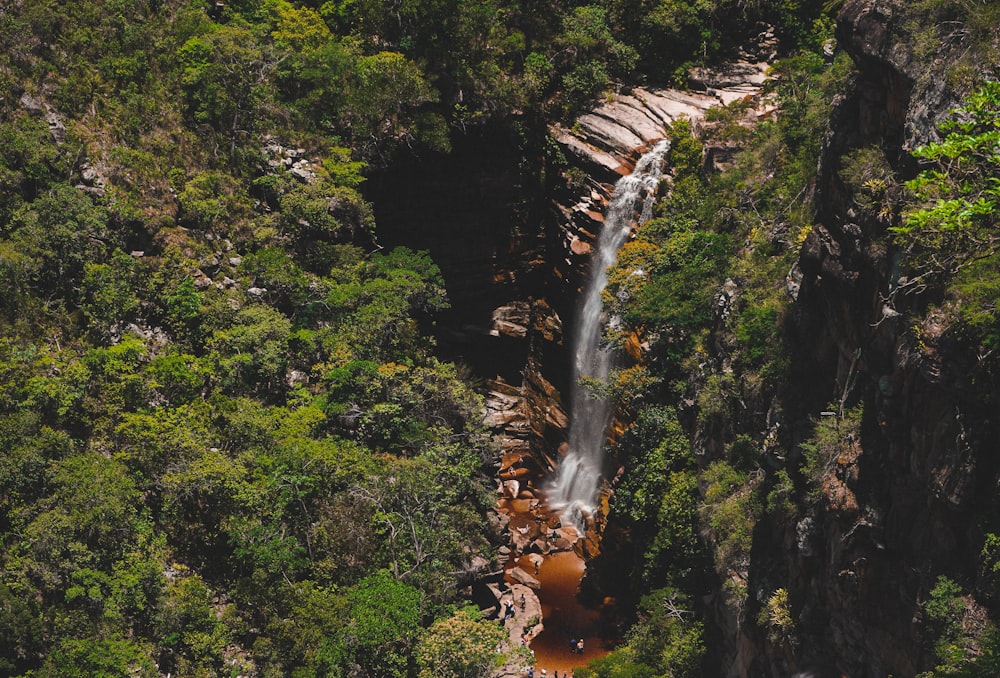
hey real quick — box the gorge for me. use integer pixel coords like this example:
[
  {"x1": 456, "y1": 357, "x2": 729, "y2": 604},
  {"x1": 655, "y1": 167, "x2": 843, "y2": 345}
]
[
  {"x1": 3, "y1": 1, "x2": 1000, "y2": 676},
  {"x1": 370, "y1": 2, "x2": 1000, "y2": 675}
]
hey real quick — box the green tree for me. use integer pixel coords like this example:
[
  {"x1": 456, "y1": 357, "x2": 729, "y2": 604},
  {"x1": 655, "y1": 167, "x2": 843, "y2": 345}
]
[
  {"x1": 336, "y1": 571, "x2": 422, "y2": 677},
  {"x1": 890, "y1": 81, "x2": 1000, "y2": 349},
  {"x1": 206, "y1": 304, "x2": 292, "y2": 397},
  {"x1": 155, "y1": 573, "x2": 230, "y2": 675},
  {"x1": 343, "y1": 51, "x2": 448, "y2": 160},
  {"x1": 6, "y1": 184, "x2": 111, "y2": 301},
  {"x1": 893, "y1": 82, "x2": 1000, "y2": 280},
  {"x1": 81, "y1": 251, "x2": 141, "y2": 338},
  {"x1": 415, "y1": 607, "x2": 508, "y2": 678},
  {"x1": 351, "y1": 455, "x2": 486, "y2": 597},
  {"x1": 626, "y1": 587, "x2": 705, "y2": 678},
  {"x1": 164, "y1": 276, "x2": 204, "y2": 343},
  {"x1": 178, "y1": 23, "x2": 281, "y2": 148},
  {"x1": 0, "y1": 115, "x2": 64, "y2": 222},
  {"x1": 556, "y1": 5, "x2": 638, "y2": 112},
  {"x1": 34, "y1": 637, "x2": 158, "y2": 678}
]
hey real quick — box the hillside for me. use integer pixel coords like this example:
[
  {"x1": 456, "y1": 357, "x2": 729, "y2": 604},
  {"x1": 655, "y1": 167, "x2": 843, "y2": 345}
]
[{"x1": 1, "y1": 1, "x2": 999, "y2": 676}]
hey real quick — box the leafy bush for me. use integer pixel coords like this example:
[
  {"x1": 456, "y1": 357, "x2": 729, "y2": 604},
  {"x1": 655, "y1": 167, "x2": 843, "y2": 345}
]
[
  {"x1": 701, "y1": 461, "x2": 762, "y2": 572},
  {"x1": 800, "y1": 404, "x2": 862, "y2": 494},
  {"x1": 415, "y1": 607, "x2": 508, "y2": 678}
]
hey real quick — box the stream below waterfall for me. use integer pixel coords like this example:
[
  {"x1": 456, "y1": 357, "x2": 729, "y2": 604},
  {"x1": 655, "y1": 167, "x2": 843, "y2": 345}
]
[{"x1": 508, "y1": 550, "x2": 611, "y2": 673}]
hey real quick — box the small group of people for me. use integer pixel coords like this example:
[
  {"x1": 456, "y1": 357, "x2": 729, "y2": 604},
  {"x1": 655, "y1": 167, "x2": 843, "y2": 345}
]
[
  {"x1": 569, "y1": 638, "x2": 584, "y2": 654},
  {"x1": 526, "y1": 669, "x2": 572, "y2": 678}
]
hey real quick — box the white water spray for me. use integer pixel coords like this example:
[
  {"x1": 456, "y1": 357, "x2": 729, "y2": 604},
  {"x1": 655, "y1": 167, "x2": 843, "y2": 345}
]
[{"x1": 548, "y1": 139, "x2": 671, "y2": 531}]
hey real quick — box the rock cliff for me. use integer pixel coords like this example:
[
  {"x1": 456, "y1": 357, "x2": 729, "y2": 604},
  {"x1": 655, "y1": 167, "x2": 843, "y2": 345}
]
[{"x1": 736, "y1": 1, "x2": 1000, "y2": 675}]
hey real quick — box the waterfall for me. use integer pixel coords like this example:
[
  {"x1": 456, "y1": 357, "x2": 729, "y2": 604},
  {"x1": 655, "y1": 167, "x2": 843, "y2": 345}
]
[{"x1": 548, "y1": 139, "x2": 671, "y2": 531}]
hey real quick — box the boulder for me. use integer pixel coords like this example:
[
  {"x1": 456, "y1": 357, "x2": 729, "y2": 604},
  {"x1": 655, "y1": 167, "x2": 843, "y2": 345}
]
[{"x1": 506, "y1": 566, "x2": 541, "y2": 589}]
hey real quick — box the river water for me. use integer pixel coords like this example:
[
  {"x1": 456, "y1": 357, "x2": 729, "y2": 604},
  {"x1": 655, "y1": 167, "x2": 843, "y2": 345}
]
[{"x1": 516, "y1": 551, "x2": 610, "y2": 673}]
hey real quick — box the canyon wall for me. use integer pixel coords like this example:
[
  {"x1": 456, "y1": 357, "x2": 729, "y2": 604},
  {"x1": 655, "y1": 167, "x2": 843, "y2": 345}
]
[
  {"x1": 738, "y1": 1, "x2": 1000, "y2": 675},
  {"x1": 369, "y1": 6, "x2": 1000, "y2": 671}
]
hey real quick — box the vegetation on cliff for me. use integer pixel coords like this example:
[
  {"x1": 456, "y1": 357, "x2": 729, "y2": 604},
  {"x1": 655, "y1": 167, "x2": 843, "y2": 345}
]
[
  {"x1": 5, "y1": 0, "x2": 999, "y2": 675},
  {"x1": 0, "y1": 0, "x2": 833, "y2": 674},
  {"x1": 592, "y1": 1, "x2": 1000, "y2": 675}
]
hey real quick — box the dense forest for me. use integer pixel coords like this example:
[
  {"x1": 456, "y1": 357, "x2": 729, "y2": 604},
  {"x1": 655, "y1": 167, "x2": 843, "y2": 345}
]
[{"x1": 1, "y1": 0, "x2": 1000, "y2": 676}]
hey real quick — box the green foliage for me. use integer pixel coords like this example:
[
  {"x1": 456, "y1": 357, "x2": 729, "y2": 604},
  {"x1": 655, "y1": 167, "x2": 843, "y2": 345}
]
[
  {"x1": 0, "y1": 115, "x2": 65, "y2": 220},
  {"x1": 81, "y1": 251, "x2": 142, "y2": 337},
  {"x1": 906, "y1": 0, "x2": 1000, "y2": 68},
  {"x1": 701, "y1": 461, "x2": 762, "y2": 572},
  {"x1": 332, "y1": 571, "x2": 422, "y2": 677},
  {"x1": 555, "y1": 5, "x2": 638, "y2": 113},
  {"x1": 178, "y1": 22, "x2": 281, "y2": 146},
  {"x1": 155, "y1": 573, "x2": 229, "y2": 674},
  {"x1": 668, "y1": 119, "x2": 704, "y2": 178},
  {"x1": 645, "y1": 470, "x2": 703, "y2": 585},
  {"x1": 630, "y1": 588, "x2": 705, "y2": 677},
  {"x1": 325, "y1": 358, "x2": 483, "y2": 452},
  {"x1": 580, "y1": 365, "x2": 661, "y2": 419},
  {"x1": 206, "y1": 304, "x2": 292, "y2": 397},
  {"x1": 578, "y1": 587, "x2": 704, "y2": 678},
  {"x1": 323, "y1": 146, "x2": 368, "y2": 189},
  {"x1": 894, "y1": 82, "x2": 1000, "y2": 273},
  {"x1": 0, "y1": 2, "x2": 863, "y2": 675},
  {"x1": 839, "y1": 145, "x2": 897, "y2": 222},
  {"x1": 176, "y1": 170, "x2": 253, "y2": 230},
  {"x1": 415, "y1": 607, "x2": 508, "y2": 678},
  {"x1": 765, "y1": 469, "x2": 797, "y2": 519},
  {"x1": 757, "y1": 587, "x2": 795, "y2": 644},
  {"x1": 344, "y1": 50, "x2": 448, "y2": 159},
  {"x1": 164, "y1": 276, "x2": 204, "y2": 342},
  {"x1": 924, "y1": 625, "x2": 1000, "y2": 677},
  {"x1": 351, "y1": 452, "x2": 489, "y2": 598},
  {"x1": 6, "y1": 185, "x2": 111, "y2": 300},
  {"x1": 800, "y1": 404, "x2": 862, "y2": 495},
  {"x1": 613, "y1": 405, "x2": 692, "y2": 526},
  {"x1": 315, "y1": 246, "x2": 448, "y2": 363},
  {"x1": 889, "y1": 82, "x2": 1000, "y2": 351},
  {"x1": 924, "y1": 576, "x2": 969, "y2": 669},
  {"x1": 279, "y1": 179, "x2": 374, "y2": 272},
  {"x1": 605, "y1": 225, "x2": 730, "y2": 366},
  {"x1": 35, "y1": 636, "x2": 158, "y2": 678}
]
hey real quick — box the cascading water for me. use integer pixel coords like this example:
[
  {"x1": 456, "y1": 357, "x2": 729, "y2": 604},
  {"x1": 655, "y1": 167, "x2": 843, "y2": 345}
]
[{"x1": 549, "y1": 139, "x2": 671, "y2": 531}]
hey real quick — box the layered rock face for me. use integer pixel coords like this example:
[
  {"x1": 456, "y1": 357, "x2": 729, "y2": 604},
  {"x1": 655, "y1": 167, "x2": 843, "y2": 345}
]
[
  {"x1": 369, "y1": 61, "x2": 773, "y2": 488},
  {"x1": 549, "y1": 71, "x2": 771, "y2": 305},
  {"x1": 741, "y1": 2, "x2": 1000, "y2": 675},
  {"x1": 495, "y1": 73, "x2": 775, "y2": 505}
]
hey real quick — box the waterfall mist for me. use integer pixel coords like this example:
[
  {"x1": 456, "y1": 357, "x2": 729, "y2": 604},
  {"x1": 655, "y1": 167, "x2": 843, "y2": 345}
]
[{"x1": 548, "y1": 140, "x2": 671, "y2": 532}]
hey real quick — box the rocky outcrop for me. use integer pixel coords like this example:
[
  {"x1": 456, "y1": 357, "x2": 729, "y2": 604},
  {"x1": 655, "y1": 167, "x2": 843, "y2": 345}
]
[
  {"x1": 552, "y1": 72, "x2": 770, "y2": 182},
  {"x1": 20, "y1": 93, "x2": 66, "y2": 144},
  {"x1": 549, "y1": 66, "x2": 774, "y2": 303},
  {"x1": 734, "y1": 2, "x2": 1000, "y2": 676}
]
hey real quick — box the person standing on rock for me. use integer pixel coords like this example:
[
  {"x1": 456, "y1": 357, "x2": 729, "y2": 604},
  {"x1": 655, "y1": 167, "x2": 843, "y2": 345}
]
[{"x1": 527, "y1": 668, "x2": 533, "y2": 678}]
